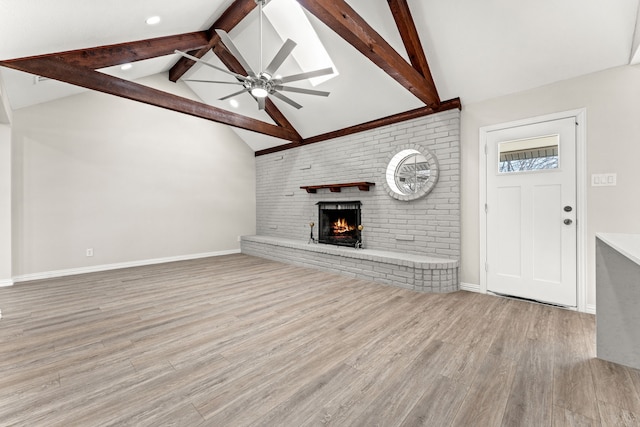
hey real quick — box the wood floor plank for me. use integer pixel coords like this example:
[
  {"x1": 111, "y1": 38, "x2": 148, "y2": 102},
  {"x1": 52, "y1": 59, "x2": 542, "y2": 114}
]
[
  {"x1": 590, "y1": 358, "x2": 640, "y2": 415},
  {"x1": 438, "y1": 295, "x2": 508, "y2": 386},
  {"x1": 298, "y1": 324, "x2": 446, "y2": 425},
  {"x1": 552, "y1": 406, "x2": 601, "y2": 427},
  {"x1": 449, "y1": 352, "x2": 517, "y2": 427},
  {"x1": 317, "y1": 299, "x2": 468, "y2": 425},
  {"x1": 302, "y1": 349, "x2": 425, "y2": 426},
  {"x1": 552, "y1": 308, "x2": 600, "y2": 421},
  {"x1": 627, "y1": 366, "x2": 640, "y2": 403},
  {"x1": 578, "y1": 312, "x2": 597, "y2": 357},
  {"x1": 252, "y1": 362, "x2": 364, "y2": 427},
  {"x1": 596, "y1": 400, "x2": 640, "y2": 427},
  {"x1": 501, "y1": 340, "x2": 555, "y2": 426},
  {"x1": 526, "y1": 301, "x2": 555, "y2": 341},
  {"x1": 196, "y1": 335, "x2": 355, "y2": 425},
  {"x1": 341, "y1": 293, "x2": 449, "y2": 373},
  {"x1": 351, "y1": 339, "x2": 452, "y2": 427},
  {"x1": 139, "y1": 403, "x2": 205, "y2": 427},
  {"x1": 398, "y1": 374, "x2": 468, "y2": 427},
  {"x1": 487, "y1": 298, "x2": 535, "y2": 362},
  {"x1": 0, "y1": 254, "x2": 622, "y2": 426}
]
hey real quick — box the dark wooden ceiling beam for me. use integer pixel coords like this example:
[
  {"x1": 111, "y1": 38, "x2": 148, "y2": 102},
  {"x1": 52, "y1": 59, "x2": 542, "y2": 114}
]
[
  {"x1": 51, "y1": 32, "x2": 209, "y2": 69},
  {"x1": 262, "y1": 98, "x2": 301, "y2": 140},
  {"x1": 0, "y1": 56, "x2": 300, "y2": 141},
  {"x1": 387, "y1": 0, "x2": 440, "y2": 104},
  {"x1": 255, "y1": 97, "x2": 461, "y2": 156},
  {"x1": 0, "y1": 0, "x2": 457, "y2": 150},
  {"x1": 296, "y1": 0, "x2": 440, "y2": 106},
  {"x1": 169, "y1": 0, "x2": 257, "y2": 82}
]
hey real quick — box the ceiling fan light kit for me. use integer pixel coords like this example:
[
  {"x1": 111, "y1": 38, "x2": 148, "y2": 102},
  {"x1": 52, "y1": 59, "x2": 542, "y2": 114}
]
[
  {"x1": 251, "y1": 86, "x2": 269, "y2": 98},
  {"x1": 175, "y1": 0, "x2": 333, "y2": 110}
]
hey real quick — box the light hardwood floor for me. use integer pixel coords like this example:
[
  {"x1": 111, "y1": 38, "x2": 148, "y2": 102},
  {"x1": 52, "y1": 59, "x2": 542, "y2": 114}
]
[{"x1": 0, "y1": 254, "x2": 639, "y2": 426}]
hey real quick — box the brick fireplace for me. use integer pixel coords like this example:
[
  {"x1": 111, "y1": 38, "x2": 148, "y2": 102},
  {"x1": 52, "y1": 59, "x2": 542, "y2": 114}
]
[{"x1": 243, "y1": 109, "x2": 461, "y2": 293}]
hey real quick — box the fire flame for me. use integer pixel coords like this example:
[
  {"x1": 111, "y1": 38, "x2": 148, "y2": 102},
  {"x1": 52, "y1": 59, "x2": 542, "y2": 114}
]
[{"x1": 332, "y1": 218, "x2": 355, "y2": 234}]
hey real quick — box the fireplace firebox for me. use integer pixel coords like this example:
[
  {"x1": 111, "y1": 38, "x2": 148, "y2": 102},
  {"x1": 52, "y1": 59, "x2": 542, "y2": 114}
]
[{"x1": 317, "y1": 201, "x2": 362, "y2": 247}]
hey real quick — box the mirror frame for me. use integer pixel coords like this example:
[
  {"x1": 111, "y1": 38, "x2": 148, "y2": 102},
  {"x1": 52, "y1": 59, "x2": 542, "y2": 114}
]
[{"x1": 382, "y1": 144, "x2": 439, "y2": 201}]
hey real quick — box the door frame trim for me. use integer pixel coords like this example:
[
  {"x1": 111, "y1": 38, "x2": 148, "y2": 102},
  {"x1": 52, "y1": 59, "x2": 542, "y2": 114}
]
[{"x1": 479, "y1": 109, "x2": 587, "y2": 312}]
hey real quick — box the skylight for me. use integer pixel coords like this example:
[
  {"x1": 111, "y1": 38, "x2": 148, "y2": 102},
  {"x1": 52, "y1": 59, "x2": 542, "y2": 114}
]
[{"x1": 264, "y1": 0, "x2": 338, "y2": 86}]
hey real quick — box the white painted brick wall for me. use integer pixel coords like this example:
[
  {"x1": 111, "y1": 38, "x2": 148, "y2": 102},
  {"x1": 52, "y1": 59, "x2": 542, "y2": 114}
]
[{"x1": 255, "y1": 110, "x2": 461, "y2": 260}]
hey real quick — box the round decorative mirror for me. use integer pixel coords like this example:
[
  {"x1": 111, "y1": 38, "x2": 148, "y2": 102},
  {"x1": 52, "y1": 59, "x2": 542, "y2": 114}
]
[{"x1": 383, "y1": 144, "x2": 439, "y2": 201}]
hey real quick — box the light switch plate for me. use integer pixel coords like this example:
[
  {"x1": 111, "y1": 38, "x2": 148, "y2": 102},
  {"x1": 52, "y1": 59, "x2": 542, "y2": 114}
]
[{"x1": 592, "y1": 173, "x2": 617, "y2": 187}]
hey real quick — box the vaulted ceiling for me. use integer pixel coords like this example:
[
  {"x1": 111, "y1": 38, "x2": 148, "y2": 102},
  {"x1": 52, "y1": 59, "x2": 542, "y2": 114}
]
[{"x1": 1, "y1": 0, "x2": 639, "y2": 153}]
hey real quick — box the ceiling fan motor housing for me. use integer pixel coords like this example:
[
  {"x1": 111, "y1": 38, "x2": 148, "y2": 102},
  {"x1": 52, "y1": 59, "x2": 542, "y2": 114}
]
[{"x1": 247, "y1": 76, "x2": 276, "y2": 97}]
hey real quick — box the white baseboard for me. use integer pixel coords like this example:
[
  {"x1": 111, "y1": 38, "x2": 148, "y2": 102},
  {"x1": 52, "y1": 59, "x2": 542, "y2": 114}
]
[
  {"x1": 0, "y1": 279, "x2": 14, "y2": 287},
  {"x1": 12, "y1": 249, "x2": 241, "y2": 283},
  {"x1": 460, "y1": 282, "x2": 481, "y2": 293},
  {"x1": 586, "y1": 304, "x2": 596, "y2": 315}
]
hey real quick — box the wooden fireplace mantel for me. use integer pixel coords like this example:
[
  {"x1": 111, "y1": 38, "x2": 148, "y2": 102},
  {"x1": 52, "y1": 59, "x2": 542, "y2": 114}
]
[{"x1": 300, "y1": 182, "x2": 375, "y2": 193}]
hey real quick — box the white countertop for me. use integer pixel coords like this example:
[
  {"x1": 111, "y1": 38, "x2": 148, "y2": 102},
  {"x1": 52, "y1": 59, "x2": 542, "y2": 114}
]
[{"x1": 597, "y1": 233, "x2": 640, "y2": 266}]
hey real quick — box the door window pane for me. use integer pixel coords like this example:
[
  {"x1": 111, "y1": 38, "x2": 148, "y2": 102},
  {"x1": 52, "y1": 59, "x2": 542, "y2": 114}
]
[{"x1": 498, "y1": 135, "x2": 559, "y2": 173}]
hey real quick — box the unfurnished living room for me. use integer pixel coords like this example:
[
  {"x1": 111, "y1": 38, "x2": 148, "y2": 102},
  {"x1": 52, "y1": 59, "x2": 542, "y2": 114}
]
[{"x1": 1, "y1": 0, "x2": 640, "y2": 425}]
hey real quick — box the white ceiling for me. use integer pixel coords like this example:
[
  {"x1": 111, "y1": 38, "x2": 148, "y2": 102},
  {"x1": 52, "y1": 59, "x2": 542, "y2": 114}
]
[{"x1": 1, "y1": 0, "x2": 639, "y2": 151}]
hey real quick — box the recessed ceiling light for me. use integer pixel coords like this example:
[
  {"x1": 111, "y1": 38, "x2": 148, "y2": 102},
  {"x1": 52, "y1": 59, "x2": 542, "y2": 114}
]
[
  {"x1": 146, "y1": 16, "x2": 161, "y2": 25},
  {"x1": 120, "y1": 63, "x2": 133, "y2": 71},
  {"x1": 229, "y1": 99, "x2": 239, "y2": 108}
]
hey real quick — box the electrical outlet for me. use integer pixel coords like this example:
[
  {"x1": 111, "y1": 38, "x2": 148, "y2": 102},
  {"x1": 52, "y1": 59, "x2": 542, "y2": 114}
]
[{"x1": 86, "y1": 248, "x2": 94, "y2": 257}]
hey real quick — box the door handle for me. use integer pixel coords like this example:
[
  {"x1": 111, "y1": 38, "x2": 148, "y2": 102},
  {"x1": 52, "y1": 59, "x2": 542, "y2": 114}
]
[{"x1": 564, "y1": 219, "x2": 573, "y2": 225}]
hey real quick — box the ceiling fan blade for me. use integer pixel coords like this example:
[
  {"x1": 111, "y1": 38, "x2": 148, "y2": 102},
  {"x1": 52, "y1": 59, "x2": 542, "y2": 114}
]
[
  {"x1": 219, "y1": 88, "x2": 251, "y2": 101},
  {"x1": 279, "y1": 67, "x2": 334, "y2": 84},
  {"x1": 271, "y1": 91, "x2": 303, "y2": 110},
  {"x1": 257, "y1": 96, "x2": 266, "y2": 111},
  {"x1": 215, "y1": 29, "x2": 257, "y2": 78},
  {"x1": 174, "y1": 50, "x2": 249, "y2": 81},
  {"x1": 264, "y1": 39, "x2": 297, "y2": 77},
  {"x1": 184, "y1": 79, "x2": 245, "y2": 85},
  {"x1": 275, "y1": 86, "x2": 330, "y2": 97}
]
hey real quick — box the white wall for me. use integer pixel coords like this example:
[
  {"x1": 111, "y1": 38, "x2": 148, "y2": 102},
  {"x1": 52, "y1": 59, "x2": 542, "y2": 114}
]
[
  {"x1": 11, "y1": 74, "x2": 256, "y2": 277},
  {"x1": 461, "y1": 64, "x2": 640, "y2": 308},
  {"x1": 0, "y1": 73, "x2": 12, "y2": 124},
  {"x1": 0, "y1": 124, "x2": 11, "y2": 284}
]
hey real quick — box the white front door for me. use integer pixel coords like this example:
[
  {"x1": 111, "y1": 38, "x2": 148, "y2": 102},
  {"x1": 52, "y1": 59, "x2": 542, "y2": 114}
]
[{"x1": 485, "y1": 117, "x2": 577, "y2": 307}]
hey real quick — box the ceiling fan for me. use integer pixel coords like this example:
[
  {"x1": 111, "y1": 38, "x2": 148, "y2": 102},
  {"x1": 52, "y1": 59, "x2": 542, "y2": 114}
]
[{"x1": 175, "y1": 0, "x2": 334, "y2": 110}]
